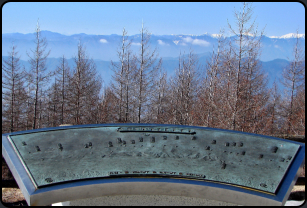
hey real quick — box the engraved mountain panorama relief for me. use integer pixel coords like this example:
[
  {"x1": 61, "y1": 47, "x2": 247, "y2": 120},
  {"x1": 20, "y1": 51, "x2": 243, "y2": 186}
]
[{"x1": 8, "y1": 125, "x2": 299, "y2": 194}]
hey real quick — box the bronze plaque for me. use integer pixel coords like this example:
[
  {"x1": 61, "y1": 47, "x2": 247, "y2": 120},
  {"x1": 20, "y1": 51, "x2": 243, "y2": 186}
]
[{"x1": 8, "y1": 125, "x2": 300, "y2": 194}]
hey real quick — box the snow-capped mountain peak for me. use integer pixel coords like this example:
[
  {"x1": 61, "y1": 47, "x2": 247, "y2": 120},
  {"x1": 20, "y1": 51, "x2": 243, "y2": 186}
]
[{"x1": 269, "y1": 33, "x2": 305, "y2": 39}]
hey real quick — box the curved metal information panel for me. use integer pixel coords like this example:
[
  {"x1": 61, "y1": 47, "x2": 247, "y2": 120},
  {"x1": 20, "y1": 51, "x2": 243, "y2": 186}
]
[{"x1": 2, "y1": 124, "x2": 305, "y2": 206}]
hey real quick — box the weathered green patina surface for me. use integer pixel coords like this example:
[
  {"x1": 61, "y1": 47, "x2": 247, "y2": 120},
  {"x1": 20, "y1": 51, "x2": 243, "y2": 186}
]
[{"x1": 9, "y1": 125, "x2": 300, "y2": 193}]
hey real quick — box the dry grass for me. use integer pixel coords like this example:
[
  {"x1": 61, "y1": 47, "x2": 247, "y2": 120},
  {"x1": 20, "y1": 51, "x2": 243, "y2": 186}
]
[{"x1": 2, "y1": 188, "x2": 25, "y2": 203}]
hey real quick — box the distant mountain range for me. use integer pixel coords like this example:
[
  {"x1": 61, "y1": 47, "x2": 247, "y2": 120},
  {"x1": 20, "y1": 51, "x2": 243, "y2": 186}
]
[
  {"x1": 2, "y1": 30, "x2": 305, "y2": 62},
  {"x1": 2, "y1": 55, "x2": 289, "y2": 91},
  {"x1": 2, "y1": 30, "x2": 304, "y2": 90}
]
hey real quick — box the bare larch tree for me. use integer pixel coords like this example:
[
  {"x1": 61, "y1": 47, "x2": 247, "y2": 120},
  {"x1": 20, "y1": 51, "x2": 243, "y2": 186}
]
[
  {"x1": 134, "y1": 22, "x2": 159, "y2": 123},
  {"x1": 110, "y1": 28, "x2": 134, "y2": 122},
  {"x1": 281, "y1": 31, "x2": 305, "y2": 135},
  {"x1": 68, "y1": 41, "x2": 102, "y2": 125},
  {"x1": 27, "y1": 20, "x2": 51, "y2": 129},
  {"x1": 170, "y1": 51, "x2": 199, "y2": 125},
  {"x1": 225, "y1": 2, "x2": 268, "y2": 132},
  {"x1": 2, "y1": 44, "x2": 27, "y2": 132}
]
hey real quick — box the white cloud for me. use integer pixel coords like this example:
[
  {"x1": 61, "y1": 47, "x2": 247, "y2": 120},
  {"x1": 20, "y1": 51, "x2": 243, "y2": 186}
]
[
  {"x1": 243, "y1": 32, "x2": 255, "y2": 37},
  {"x1": 182, "y1": 36, "x2": 210, "y2": 47},
  {"x1": 157, "y1": 40, "x2": 168, "y2": 46},
  {"x1": 131, "y1": 42, "x2": 141, "y2": 46},
  {"x1": 192, "y1": 39, "x2": 210, "y2": 47},
  {"x1": 182, "y1": 36, "x2": 193, "y2": 43},
  {"x1": 99, "y1": 39, "x2": 108, "y2": 43}
]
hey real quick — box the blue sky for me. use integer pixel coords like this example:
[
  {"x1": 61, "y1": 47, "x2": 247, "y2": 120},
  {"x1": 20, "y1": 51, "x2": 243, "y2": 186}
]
[{"x1": 2, "y1": 2, "x2": 305, "y2": 37}]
